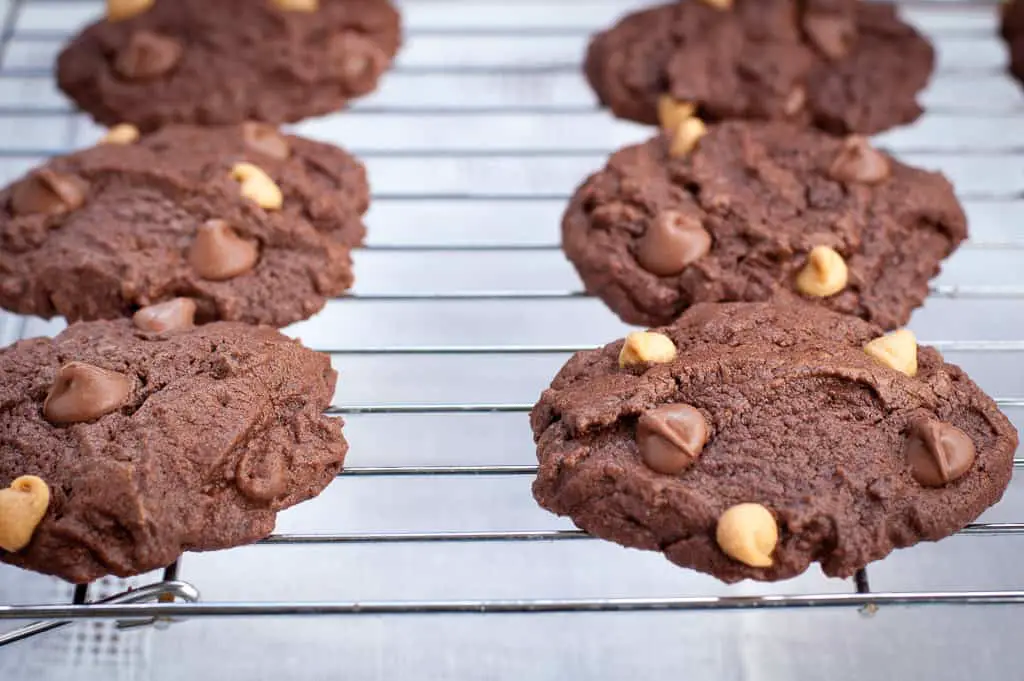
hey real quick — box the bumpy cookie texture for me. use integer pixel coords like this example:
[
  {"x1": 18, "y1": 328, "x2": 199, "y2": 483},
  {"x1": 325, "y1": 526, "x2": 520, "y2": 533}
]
[
  {"x1": 585, "y1": 0, "x2": 933, "y2": 135},
  {"x1": 0, "y1": 124, "x2": 368, "y2": 326},
  {"x1": 562, "y1": 121, "x2": 966, "y2": 329},
  {"x1": 0, "y1": 319, "x2": 347, "y2": 583},
  {"x1": 531, "y1": 302, "x2": 1018, "y2": 583},
  {"x1": 58, "y1": 0, "x2": 401, "y2": 131},
  {"x1": 1003, "y1": 0, "x2": 1024, "y2": 86}
]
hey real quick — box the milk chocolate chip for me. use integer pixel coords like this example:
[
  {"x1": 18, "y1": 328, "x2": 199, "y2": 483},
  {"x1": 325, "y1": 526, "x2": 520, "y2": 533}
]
[
  {"x1": 43, "y1": 362, "x2": 132, "y2": 425},
  {"x1": 188, "y1": 220, "x2": 260, "y2": 281},
  {"x1": 10, "y1": 170, "x2": 88, "y2": 216},
  {"x1": 115, "y1": 30, "x2": 183, "y2": 80},
  {"x1": 329, "y1": 32, "x2": 388, "y2": 91},
  {"x1": 637, "y1": 404, "x2": 709, "y2": 475},
  {"x1": 636, "y1": 210, "x2": 712, "y2": 276},
  {"x1": 904, "y1": 418, "x2": 977, "y2": 487},
  {"x1": 242, "y1": 122, "x2": 291, "y2": 161},
  {"x1": 802, "y1": 13, "x2": 856, "y2": 60},
  {"x1": 133, "y1": 298, "x2": 197, "y2": 333},
  {"x1": 829, "y1": 136, "x2": 891, "y2": 184}
]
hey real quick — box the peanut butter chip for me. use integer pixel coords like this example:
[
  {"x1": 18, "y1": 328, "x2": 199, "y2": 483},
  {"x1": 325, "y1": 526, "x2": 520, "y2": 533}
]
[
  {"x1": 0, "y1": 476, "x2": 50, "y2": 552},
  {"x1": 904, "y1": 418, "x2": 977, "y2": 487},
  {"x1": 133, "y1": 298, "x2": 198, "y2": 333},
  {"x1": 716, "y1": 503, "x2": 778, "y2": 568},
  {"x1": 10, "y1": 170, "x2": 88, "y2": 216},
  {"x1": 700, "y1": 0, "x2": 733, "y2": 9},
  {"x1": 637, "y1": 404, "x2": 709, "y2": 475},
  {"x1": 636, "y1": 210, "x2": 712, "y2": 276},
  {"x1": 669, "y1": 117, "x2": 707, "y2": 158},
  {"x1": 100, "y1": 123, "x2": 141, "y2": 145},
  {"x1": 829, "y1": 136, "x2": 891, "y2": 184},
  {"x1": 657, "y1": 95, "x2": 696, "y2": 132},
  {"x1": 271, "y1": 0, "x2": 319, "y2": 11},
  {"x1": 189, "y1": 220, "x2": 260, "y2": 281},
  {"x1": 242, "y1": 122, "x2": 291, "y2": 160},
  {"x1": 802, "y1": 13, "x2": 856, "y2": 60},
  {"x1": 863, "y1": 328, "x2": 918, "y2": 377},
  {"x1": 106, "y1": 0, "x2": 154, "y2": 22},
  {"x1": 619, "y1": 331, "x2": 678, "y2": 368},
  {"x1": 43, "y1": 362, "x2": 132, "y2": 425},
  {"x1": 795, "y1": 245, "x2": 848, "y2": 298},
  {"x1": 115, "y1": 30, "x2": 183, "y2": 80}
]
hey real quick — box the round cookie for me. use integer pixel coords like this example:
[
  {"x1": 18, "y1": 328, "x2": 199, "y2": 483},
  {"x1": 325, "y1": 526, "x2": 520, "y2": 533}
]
[
  {"x1": 0, "y1": 123, "x2": 368, "y2": 326},
  {"x1": 0, "y1": 313, "x2": 347, "y2": 583},
  {"x1": 562, "y1": 120, "x2": 967, "y2": 329},
  {"x1": 57, "y1": 0, "x2": 401, "y2": 131},
  {"x1": 1002, "y1": 0, "x2": 1024, "y2": 86},
  {"x1": 531, "y1": 301, "x2": 1018, "y2": 583},
  {"x1": 585, "y1": 0, "x2": 934, "y2": 135}
]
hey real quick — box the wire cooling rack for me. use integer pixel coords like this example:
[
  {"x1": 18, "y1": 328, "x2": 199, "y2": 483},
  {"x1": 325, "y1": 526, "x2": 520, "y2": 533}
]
[{"x1": 1, "y1": 0, "x2": 1023, "y2": 679}]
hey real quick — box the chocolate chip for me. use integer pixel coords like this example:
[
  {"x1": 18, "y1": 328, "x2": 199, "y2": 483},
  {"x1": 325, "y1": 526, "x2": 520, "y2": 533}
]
[
  {"x1": 636, "y1": 210, "x2": 712, "y2": 276},
  {"x1": 637, "y1": 404, "x2": 709, "y2": 475},
  {"x1": 133, "y1": 298, "x2": 197, "y2": 333},
  {"x1": 114, "y1": 30, "x2": 183, "y2": 80},
  {"x1": 10, "y1": 170, "x2": 88, "y2": 216},
  {"x1": 241, "y1": 122, "x2": 291, "y2": 161},
  {"x1": 802, "y1": 13, "x2": 856, "y2": 61},
  {"x1": 329, "y1": 32, "x2": 387, "y2": 91},
  {"x1": 43, "y1": 362, "x2": 132, "y2": 425},
  {"x1": 904, "y1": 418, "x2": 977, "y2": 487},
  {"x1": 188, "y1": 220, "x2": 260, "y2": 281},
  {"x1": 828, "y1": 136, "x2": 891, "y2": 185}
]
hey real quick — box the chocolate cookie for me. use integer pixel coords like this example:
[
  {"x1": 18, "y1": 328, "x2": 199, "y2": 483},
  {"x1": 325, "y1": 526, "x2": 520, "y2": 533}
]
[
  {"x1": 0, "y1": 123, "x2": 368, "y2": 326},
  {"x1": 1003, "y1": 0, "x2": 1024, "y2": 86},
  {"x1": 57, "y1": 0, "x2": 401, "y2": 131},
  {"x1": 531, "y1": 301, "x2": 1018, "y2": 583},
  {"x1": 562, "y1": 120, "x2": 966, "y2": 329},
  {"x1": 0, "y1": 313, "x2": 346, "y2": 583},
  {"x1": 585, "y1": 0, "x2": 934, "y2": 135}
]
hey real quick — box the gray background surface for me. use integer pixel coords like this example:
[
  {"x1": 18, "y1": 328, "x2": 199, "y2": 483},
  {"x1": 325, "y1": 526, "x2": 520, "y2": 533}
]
[{"x1": 1, "y1": 0, "x2": 1023, "y2": 678}]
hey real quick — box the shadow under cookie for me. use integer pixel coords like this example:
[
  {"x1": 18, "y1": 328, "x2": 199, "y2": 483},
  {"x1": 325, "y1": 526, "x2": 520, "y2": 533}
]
[
  {"x1": 57, "y1": 0, "x2": 402, "y2": 131},
  {"x1": 0, "y1": 123, "x2": 368, "y2": 327}
]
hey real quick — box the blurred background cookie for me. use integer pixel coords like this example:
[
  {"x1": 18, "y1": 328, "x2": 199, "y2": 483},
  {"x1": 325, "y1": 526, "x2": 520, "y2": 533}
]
[{"x1": 57, "y1": 0, "x2": 401, "y2": 131}]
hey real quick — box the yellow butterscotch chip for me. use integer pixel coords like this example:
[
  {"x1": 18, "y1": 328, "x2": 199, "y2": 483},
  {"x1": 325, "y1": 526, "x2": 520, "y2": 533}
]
[
  {"x1": 106, "y1": 0, "x2": 154, "y2": 22},
  {"x1": 795, "y1": 245, "x2": 848, "y2": 298},
  {"x1": 716, "y1": 503, "x2": 778, "y2": 568},
  {"x1": 619, "y1": 331, "x2": 677, "y2": 368},
  {"x1": 100, "y1": 123, "x2": 141, "y2": 146},
  {"x1": 0, "y1": 476, "x2": 50, "y2": 552},
  {"x1": 657, "y1": 95, "x2": 696, "y2": 133},
  {"x1": 271, "y1": 0, "x2": 319, "y2": 11},
  {"x1": 231, "y1": 162, "x2": 283, "y2": 210},
  {"x1": 864, "y1": 328, "x2": 918, "y2": 377},
  {"x1": 669, "y1": 117, "x2": 707, "y2": 158}
]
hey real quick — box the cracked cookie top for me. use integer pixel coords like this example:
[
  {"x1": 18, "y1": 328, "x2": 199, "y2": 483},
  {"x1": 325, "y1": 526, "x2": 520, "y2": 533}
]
[
  {"x1": 531, "y1": 301, "x2": 1017, "y2": 582},
  {"x1": 0, "y1": 317, "x2": 346, "y2": 582},
  {"x1": 562, "y1": 120, "x2": 966, "y2": 329}
]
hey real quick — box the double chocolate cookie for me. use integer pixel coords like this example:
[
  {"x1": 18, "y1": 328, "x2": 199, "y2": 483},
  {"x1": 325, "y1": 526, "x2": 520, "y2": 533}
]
[
  {"x1": 58, "y1": 0, "x2": 401, "y2": 131},
  {"x1": 0, "y1": 311, "x2": 346, "y2": 583},
  {"x1": 585, "y1": 0, "x2": 934, "y2": 135},
  {"x1": 0, "y1": 123, "x2": 368, "y2": 327},
  {"x1": 1003, "y1": 0, "x2": 1024, "y2": 86},
  {"x1": 562, "y1": 120, "x2": 966, "y2": 329},
  {"x1": 531, "y1": 301, "x2": 1018, "y2": 583}
]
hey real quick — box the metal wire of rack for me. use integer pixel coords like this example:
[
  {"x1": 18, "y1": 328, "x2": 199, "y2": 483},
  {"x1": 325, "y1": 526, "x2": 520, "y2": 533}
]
[{"x1": 0, "y1": 0, "x2": 1023, "y2": 677}]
